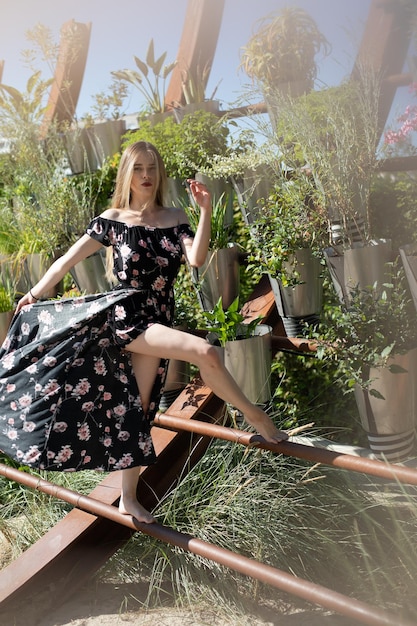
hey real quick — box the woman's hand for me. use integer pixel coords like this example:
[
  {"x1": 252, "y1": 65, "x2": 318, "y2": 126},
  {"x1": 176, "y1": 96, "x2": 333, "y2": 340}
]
[
  {"x1": 187, "y1": 179, "x2": 212, "y2": 212},
  {"x1": 15, "y1": 291, "x2": 38, "y2": 315}
]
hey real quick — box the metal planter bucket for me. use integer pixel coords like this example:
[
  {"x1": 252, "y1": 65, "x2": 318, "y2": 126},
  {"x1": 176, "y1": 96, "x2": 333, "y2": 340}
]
[
  {"x1": 354, "y1": 348, "x2": 417, "y2": 462},
  {"x1": 192, "y1": 246, "x2": 240, "y2": 312},
  {"x1": 64, "y1": 119, "x2": 126, "y2": 174},
  {"x1": 70, "y1": 250, "x2": 113, "y2": 294},
  {"x1": 399, "y1": 243, "x2": 417, "y2": 313},
  {"x1": 231, "y1": 166, "x2": 274, "y2": 226},
  {"x1": 324, "y1": 240, "x2": 393, "y2": 306},
  {"x1": 268, "y1": 248, "x2": 323, "y2": 336},
  {"x1": 195, "y1": 173, "x2": 234, "y2": 227},
  {"x1": 22, "y1": 253, "x2": 58, "y2": 299},
  {"x1": 166, "y1": 178, "x2": 189, "y2": 208},
  {"x1": 223, "y1": 324, "x2": 272, "y2": 405},
  {"x1": 159, "y1": 358, "x2": 191, "y2": 411}
]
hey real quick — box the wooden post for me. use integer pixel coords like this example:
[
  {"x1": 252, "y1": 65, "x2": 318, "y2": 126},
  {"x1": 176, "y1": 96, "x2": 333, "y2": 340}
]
[
  {"x1": 40, "y1": 20, "x2": 91, "y2": 137},
  {"x1": 164, "y1": 0, "x2": 225, "y2": 109},
  {"x1": 351, "y1": 0, "x2": 412, "y2": 138}
]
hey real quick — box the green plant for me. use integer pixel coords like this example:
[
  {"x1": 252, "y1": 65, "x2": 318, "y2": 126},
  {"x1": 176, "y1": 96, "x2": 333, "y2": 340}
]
[
  {"x1": 0, "y1": 281, "x2": 15, "y2": 313},
  {"x1": 123, "y1": 109, "x2": 230, "y2": 179},
  {"x1": 185, "y1": 192, "x2": 234, "y2": 250},
  {"x1": 180, "y1": 61, "x2": 221, "y2": 106},
  {"x1": 89, "y1": 79, "x2": 129, "y2": 121},
  {"x1": 246, "y1": 171, "x2": 328, "y2": 286},
  {"x1": 239, "y1": 7, "x2": 330, "y2": 95},
  {"x1": 266, "y1": 65, "x2": 382, "y2": 248},
  {"x1": 112, "y1": 39, "x2": 176, "y2": 114},
  {"x1": 201, "y1": 296, "x2": 262, "y2": 346},
  {"x1": 313, "y1": 260, "x2": 417, "y2": 393}
]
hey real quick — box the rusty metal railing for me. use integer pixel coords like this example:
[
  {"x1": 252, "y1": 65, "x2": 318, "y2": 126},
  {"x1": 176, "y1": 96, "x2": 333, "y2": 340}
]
[
  {"x1": 153, "y1": 414, "x2": 417, "y2": 486},
  {"x1": 0, "y1": 462, "x2": 413, "y2": 626}
]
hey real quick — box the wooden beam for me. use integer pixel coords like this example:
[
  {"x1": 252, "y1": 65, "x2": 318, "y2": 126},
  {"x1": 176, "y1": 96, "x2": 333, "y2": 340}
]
[
  {"x1": 0, "y1": 60, "x2": 4, "y2": 84},
  {"x1": 40, "y1": 20, "x2": 91, "y2": 137},
  {"x1": 351, "y1": 0, "x2": 413, "y2": 138},
  {"x1": 164, "y1": 0, "x2": 225, "y2": 109}
]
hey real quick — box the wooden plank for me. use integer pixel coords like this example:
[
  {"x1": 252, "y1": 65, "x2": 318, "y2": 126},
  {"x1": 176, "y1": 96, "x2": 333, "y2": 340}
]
[
  {"x1": 164, "y1": 0, "x2": 225, "y2": 109},
  {"x1": 351, "y1": 0, "x2": 412, "y2": 138},
  {"x1": 40, "y1": 20, "x2": 91, "y2": 137}
]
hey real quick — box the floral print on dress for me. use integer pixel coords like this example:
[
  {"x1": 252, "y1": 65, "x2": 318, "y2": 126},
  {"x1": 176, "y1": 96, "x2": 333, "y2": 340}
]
[{"x1": 0, "y1": 218, "x2": 194, "y2": 472}]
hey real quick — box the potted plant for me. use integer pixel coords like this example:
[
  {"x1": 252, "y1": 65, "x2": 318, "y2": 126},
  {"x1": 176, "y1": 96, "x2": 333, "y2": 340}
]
[
  {"x1": 314, "y1": 260, "x2": 417, "y2": 462},
  {"x1": 111, "y1": 38, "x2": 177, "y2": 123},
  {"x1": 185, "y1": 192, "x2": 240, "y2": 312},
  {"x1": 247, "y1": 170, "x2": 328, "y2": 336},
  {"x1": 202, "y1": 296, "x2": 272, "y2": 404},
  {"x1": 239, "y1": 6, "x2": 330, "y2": 124},
  {"x1": 267, "y1": 66, "x2": 388, "y2": 306},
  {"x1": 171, "y1": 61, "x2": 222, "y2": 121},
  {"x1": 64, "y1": 79, "x2": 128, "y2": 175},
  {"x1": 203, "y1": 135, "x2": 277, "y2": 225}
]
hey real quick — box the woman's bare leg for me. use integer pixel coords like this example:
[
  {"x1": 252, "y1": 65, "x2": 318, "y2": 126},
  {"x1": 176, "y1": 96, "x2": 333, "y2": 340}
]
[
  {"x1": 126, "y1": 325, "x2": 288, "y2": 444},
  {"x1": 118, "y1": 353, "x2": 162, "y2": 523}
]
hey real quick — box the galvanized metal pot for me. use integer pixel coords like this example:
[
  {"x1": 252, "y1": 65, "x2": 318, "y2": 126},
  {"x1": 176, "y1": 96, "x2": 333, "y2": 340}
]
[
  {"x1": 70, "y1": 250, "x2": 113, "y2": 294},
  {"x1": 399, "y1": 243, "x2": 417, "y2": 313},
  {"x1": 223, "y1": 324, "x2": 272, "y2": 405},
  {"x1": 354, "y1": 348, "x2": 417, "y2": 462},
  {"x1": 324, "y1": 240, "x2": 393, "y2": 306},
  {"x1": 268, "y1": 248, "x2": 322, "y2": 337},
  {"x1": 192, "y1": 246, "x2": 240, "y2": 312}
]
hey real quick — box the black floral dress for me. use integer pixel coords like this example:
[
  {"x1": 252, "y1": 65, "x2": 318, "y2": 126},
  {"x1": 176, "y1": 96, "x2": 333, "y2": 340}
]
[{"x1": 0, "y1": 217, "x2": 194, "y2": 472}]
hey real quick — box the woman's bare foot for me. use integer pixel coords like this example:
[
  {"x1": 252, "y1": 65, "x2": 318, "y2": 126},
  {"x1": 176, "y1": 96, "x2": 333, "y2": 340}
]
[
  {"x1": 119, "y1": 497, "x2": 156, "y2": 524},
  {"x1": 244, "y1": 407, "x2": 289, "y2": 443}
]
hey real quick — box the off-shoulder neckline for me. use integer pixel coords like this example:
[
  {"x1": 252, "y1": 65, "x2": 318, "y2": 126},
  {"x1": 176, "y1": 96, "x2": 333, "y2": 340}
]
[{"x1": 93, "y1": 216, "x2": 190, "y2": 230}]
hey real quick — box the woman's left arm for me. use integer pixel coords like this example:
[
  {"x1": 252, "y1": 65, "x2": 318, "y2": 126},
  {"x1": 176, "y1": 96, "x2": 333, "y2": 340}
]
[{"x1": 182, "y1": 179, "x2": 212, "y2": 267}]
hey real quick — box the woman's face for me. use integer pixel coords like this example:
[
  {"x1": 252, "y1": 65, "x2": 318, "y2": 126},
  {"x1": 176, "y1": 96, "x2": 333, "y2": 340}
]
[{"x1": 130, "y1": 151, "x2": 159, "y2": 200}]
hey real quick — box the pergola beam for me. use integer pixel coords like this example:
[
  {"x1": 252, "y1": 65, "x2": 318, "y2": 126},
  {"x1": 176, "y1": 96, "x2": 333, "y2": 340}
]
[
  {"x1": 164, "y1": 0, "x2": 225, "y2": 109},
  {"x1": 352, "y1": 0, "x2": 413, "y2": 138},
  {"x1": 40, "y1": 20, "x2": 91, "y2": 137}
]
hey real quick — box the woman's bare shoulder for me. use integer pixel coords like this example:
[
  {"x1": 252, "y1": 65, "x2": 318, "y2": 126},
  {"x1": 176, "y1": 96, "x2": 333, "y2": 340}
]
[
  {"x1": 167, "y1": 206, "x2": 189, "y2": 225},
  {"x1": 99, "y1": 207, "x2": 123, "y2": 220}
]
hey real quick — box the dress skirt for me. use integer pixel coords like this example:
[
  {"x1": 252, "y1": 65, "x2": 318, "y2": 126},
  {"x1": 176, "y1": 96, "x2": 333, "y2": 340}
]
[{"x1": 0, "y1": 290, "x2": 165, "y2": 472}]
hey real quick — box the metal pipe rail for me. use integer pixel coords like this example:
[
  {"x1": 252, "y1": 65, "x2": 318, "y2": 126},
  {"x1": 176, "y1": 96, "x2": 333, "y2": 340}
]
[
  {"x1": 154, "y1": 414, "x2": 417, "y2": 486},
  {"x1": 0, "y1": 463, "x2": 413, "y2": 626}
]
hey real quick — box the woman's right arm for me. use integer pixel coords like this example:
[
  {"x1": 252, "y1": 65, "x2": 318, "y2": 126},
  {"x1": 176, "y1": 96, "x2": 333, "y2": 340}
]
[{"x1": 15, "y1": 234, "x2": 103, "y2": 313}]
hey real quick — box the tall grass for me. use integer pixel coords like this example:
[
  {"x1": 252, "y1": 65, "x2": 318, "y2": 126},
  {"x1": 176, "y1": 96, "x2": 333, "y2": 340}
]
[{"x1": 96, "y1": 432, "x2": 417, "y2": 623}]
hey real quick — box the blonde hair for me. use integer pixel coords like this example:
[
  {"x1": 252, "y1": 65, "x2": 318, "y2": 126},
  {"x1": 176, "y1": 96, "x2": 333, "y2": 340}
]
[{"x1": 105, "y1": 141, "x2": 168, "y2": 283}]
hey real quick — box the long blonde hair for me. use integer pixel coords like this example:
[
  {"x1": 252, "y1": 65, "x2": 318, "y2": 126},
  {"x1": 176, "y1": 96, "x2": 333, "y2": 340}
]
[{"x1": 105, "y1": 141, "x2": 168, "y2": 282}]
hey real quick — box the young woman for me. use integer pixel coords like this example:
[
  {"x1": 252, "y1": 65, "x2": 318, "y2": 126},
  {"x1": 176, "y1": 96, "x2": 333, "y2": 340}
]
[{"x1": 0, "y1": 141, "x2": 288, "y2": 524}]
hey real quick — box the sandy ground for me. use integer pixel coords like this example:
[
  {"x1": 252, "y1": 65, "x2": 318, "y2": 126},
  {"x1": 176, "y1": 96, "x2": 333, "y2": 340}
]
[{"x1": 0, "y1": 576, "x2": 357, "y2": 626}]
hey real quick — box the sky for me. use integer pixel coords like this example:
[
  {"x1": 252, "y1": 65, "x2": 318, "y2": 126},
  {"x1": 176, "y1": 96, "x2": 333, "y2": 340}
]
[{"x1": 0, "y1": 0, "x2": 413, "y2": 131}]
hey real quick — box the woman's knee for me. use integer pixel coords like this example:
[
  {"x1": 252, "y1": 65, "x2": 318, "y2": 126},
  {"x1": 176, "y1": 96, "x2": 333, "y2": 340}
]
[{"x1": 197, "y1": 342, "x2": 223, "y2": 370}]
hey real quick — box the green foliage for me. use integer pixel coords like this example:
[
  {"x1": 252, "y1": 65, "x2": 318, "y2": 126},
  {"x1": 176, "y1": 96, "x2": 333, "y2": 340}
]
[
  {"x1": 239, "y1": 6, "x2": 330, "y2": 91},
  {"x1": 185, "y1": 192, "x2": 234, "y2": 250},
  {"x1": 246, "y1": 172, "x2": 328, "y2": 285},
  {"x1": 0, "y1": 281, "x2": 14, "y2": 312},
  {"x1": 313, "y1": 260, "x2": 417, "y2": 392},
  {"x1": 263, "y1": 67, "x2": 381, "y2": 248},
  {"x1": 201, "y1": 296, "x2": 262, "y2": 346},
  {"x1": 370, "y1": 172, "x2": 417, "y2": 248},
  {"x1": 124, "y1": 109, "x2": 230, "y2": 179},
  {"x1": 112, "y1": 39, "x2": 176, "y2": 114}
]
